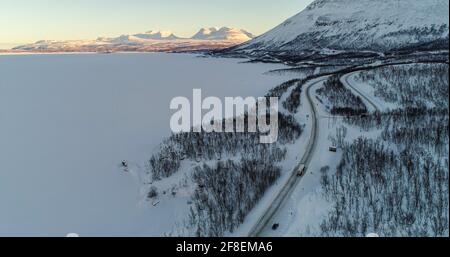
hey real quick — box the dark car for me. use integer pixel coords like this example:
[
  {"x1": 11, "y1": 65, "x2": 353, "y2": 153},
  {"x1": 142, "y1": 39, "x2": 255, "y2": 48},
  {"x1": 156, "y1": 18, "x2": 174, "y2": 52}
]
[{"x1": 272, "y1": 223, "x2": 280, "y2": 230}]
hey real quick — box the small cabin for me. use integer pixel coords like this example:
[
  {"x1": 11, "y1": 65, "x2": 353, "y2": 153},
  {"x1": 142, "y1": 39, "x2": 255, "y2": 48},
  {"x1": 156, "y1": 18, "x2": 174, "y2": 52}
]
[{"x1": 329, "y1": 146, "x2": 337, "y2": 152}]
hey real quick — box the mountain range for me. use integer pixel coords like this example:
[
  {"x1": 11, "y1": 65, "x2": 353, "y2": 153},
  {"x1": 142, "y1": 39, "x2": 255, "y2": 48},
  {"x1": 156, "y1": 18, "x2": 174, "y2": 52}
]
[
  {"x1": 11, "y1": 0, "x2": 450, "y2": 55},
  {"x1": 13, "y1": 27, "x2": 254, "y2": 53}
]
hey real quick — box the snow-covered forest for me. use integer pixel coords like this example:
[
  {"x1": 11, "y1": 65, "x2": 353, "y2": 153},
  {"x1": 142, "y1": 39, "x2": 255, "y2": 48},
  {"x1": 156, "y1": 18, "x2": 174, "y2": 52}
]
[
  {"x1": 317, "y1": 76, "x2": 368, "y2": 116},
  {"x1": 147, "y1": 80, "x2": 306, "y2": 236},
  {"x1": 149, "y1": 113, "x2": 302, "y2": 180},
  {"x1": 356, "y1": 63, "x2": 448, "y2": 109},
  {"x1": 319, "y1": 63, "x2": 449, "y2": 236}
]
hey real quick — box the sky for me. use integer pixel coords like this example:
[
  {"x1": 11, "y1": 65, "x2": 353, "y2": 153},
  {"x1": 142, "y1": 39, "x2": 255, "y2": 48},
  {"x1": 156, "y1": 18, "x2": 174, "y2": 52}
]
[{"x1": 0, "y1": 0, "x2": 313, "y2": 49}]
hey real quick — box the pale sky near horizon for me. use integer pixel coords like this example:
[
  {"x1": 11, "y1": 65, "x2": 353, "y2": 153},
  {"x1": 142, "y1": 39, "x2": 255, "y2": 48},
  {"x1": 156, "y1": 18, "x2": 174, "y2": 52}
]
[{"x1": 0, "y1": 0, "x2": 313, "y2": 49}]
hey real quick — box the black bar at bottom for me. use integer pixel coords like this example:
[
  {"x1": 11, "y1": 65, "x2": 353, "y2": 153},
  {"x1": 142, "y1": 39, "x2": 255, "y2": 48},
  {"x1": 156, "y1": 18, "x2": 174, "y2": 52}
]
[{"x1": 0, "y1": 237, "x2": 448, "y2": 256}]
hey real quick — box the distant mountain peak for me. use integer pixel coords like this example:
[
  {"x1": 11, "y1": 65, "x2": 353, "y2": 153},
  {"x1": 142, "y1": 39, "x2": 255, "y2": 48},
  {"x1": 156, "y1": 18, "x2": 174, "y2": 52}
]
[
  {"x1": 134, "y1": 30, "x2": 179, "y2": 40},
  {"x1": 192, "y1": 27, "x2": 254, "y2": 41}
]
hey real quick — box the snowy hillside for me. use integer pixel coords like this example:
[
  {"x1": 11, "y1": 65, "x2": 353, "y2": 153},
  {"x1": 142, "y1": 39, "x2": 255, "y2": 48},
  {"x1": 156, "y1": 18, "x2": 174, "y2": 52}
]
[
  {"x1": 192, "y1": 27, "x2": 254, "y2": 41},
  {"x1": 232, "y1": 0, "x2": 449, "y2": 54}
]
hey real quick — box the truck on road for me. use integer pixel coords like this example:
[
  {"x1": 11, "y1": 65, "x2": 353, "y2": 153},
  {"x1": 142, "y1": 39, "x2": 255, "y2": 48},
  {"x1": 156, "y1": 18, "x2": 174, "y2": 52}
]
[{"x1": 297, "y1": 164, "x2": 307, "y2": 177}]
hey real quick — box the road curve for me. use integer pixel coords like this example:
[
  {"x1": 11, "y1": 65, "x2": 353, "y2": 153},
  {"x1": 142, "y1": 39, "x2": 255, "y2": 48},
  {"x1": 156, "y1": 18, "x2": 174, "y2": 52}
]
[
  {"x1": 248, "y1": 76, "x2": 328, "y2": 237},
  {"x1": 248, "y1": 64, "x2": 424, "y2": 236},
  {"x1": 341, "y1": 72, "x2": 381, "y2": 112}
]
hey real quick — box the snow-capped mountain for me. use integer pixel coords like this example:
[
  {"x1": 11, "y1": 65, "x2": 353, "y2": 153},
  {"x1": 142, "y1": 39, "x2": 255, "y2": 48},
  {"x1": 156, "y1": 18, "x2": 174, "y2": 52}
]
[
  {"x1": 232, "y1": 0, "x2": 449, "y2": 54},
  {"x1": 192, "y1": 27, "x2": 254, "y2": 41},
  {"x1": 103, "y1": 30, "x2": 179, "y2": 45},
  {"x1": 13, "y1": 27, "x2": 254, "y2": 53},
  {"x1": 133, "y1": 30, "x2": 179, "y2": 40}
]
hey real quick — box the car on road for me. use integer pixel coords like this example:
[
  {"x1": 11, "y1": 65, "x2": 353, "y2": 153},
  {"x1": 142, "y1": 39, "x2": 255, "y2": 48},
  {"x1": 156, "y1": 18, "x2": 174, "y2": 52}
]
[
  {"x1": 297, "y1": 165, "x2": 306, "y2": 177},
  {"x1": 272, "y1": 223, "x2": 280, "y2": 230}
]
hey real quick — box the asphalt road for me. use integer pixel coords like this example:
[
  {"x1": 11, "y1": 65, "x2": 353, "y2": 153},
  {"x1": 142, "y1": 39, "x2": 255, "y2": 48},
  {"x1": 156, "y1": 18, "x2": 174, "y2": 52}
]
[
  {"x1": 248, "y1": 76, "x2": 328, "y2": 237},
  {"x1": 341, "y1": 72, "x2": 382, "y2": 112}
]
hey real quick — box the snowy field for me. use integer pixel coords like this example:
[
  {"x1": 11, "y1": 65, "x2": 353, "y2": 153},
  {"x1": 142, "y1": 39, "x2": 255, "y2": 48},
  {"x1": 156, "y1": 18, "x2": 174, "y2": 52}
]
[{"x1": 0, "y1": 53, "x2": 291, "y2": 236}]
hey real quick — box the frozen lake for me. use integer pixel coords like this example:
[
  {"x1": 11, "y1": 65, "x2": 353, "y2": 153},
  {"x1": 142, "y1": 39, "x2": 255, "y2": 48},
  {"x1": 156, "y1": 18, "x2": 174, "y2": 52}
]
[{"x1": 0, "y1": 53, "x2": 290, "y2": 236}]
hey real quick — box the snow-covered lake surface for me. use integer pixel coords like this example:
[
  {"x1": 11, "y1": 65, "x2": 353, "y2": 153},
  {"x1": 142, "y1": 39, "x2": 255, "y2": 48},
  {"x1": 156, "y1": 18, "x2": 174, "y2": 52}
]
[{"x1": 0, "y1": 53, "x2": 291, "y2": 236}]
